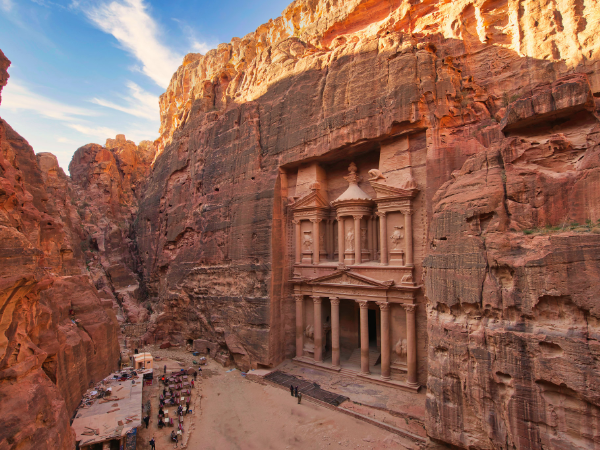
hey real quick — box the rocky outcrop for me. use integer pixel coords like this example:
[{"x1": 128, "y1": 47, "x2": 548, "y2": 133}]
[
  {"x1": 425, "y1": 76, "x2": 600, "y2": 448},
  {"x1": 0, "y1": 51, "x2": 120, "y2": 450},
  {"x1": 69, "y1": 135, "x2": 156, "y2": 324}
]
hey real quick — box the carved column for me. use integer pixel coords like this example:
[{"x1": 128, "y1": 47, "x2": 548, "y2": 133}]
[
  {"x1": 294, "y1": 220, "x2": 301, "y2": 265},
  {"x1": 353, "y1": 215, "x2": 362, "y2": 265},
  {"x1": 327, "y1": 220, "x2": 333, "y2": 260},
  {"x1": 378, "y1": 302, "x2": 391, "y2": 380},
  {"x1": 377, "y1": 212, "x2": 388, "y2": 265},
  {"x1": 330, "y1": 297, "x2": 340, "y2": 369},
  {"x1": 404, "y1": 210, "x2": 413, "y2": 267},
  {"x1": 367, "y1": 216, "x2": 374, "y2": 260},
  {"x1": 403, "y1": 304, "x2": 418, "y2": 387},
  {"x1": 311, "y1": 219, "x2": 321, "y2": 265},
  {"x1": 312, "y1": 296, "x2": 323, "y2": 363},
  {"x1": 337, "y1": 217, "x2": 344, "y2": 264},
  {"x1": 294, "y1": 294, "x2": 304, "y2": 358},
  {"x1": 357, "y1": 300, "x2": 370, "y2": 375}
]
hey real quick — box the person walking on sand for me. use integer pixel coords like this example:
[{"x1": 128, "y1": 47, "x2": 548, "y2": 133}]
[
  {"x1": 290, "y1": 384, "x2": 294, "y2": 396},
  {"x1": 164, "y1": 364, "x2": 167, "y2": 374},
  {"x1": 143, "y1": 415, "x2": 149, "y2": 428},
  {"x1": 149, "y1": 437, "x2": 155, "y2": 449},
  {"x1": 294, "y1": 386, "x2": 298, "y2": 397},
  {"x1": 298, "y1": 392, "x2": 302, "y2": 404}
]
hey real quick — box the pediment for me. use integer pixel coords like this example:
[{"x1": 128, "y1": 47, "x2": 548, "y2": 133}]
[
  {"x1": 370, "y1": 181, "x2": 418, "y2": 199},
  {"x1": 291, "y1": 189, "x2": 329, "y2": 211},
  {"x1": 307, "y1": 270, "x2": 394, "y2": 288}
]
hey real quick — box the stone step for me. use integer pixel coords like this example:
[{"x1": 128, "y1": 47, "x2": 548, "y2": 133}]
[{"x1": 346, "y1": 348, "x2": 381, "y2": 367}]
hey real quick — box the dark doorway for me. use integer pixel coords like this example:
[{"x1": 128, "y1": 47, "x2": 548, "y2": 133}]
[
  {"x1": 110, "y1": 440, "x2": 121, "y2": 450},
  {"x1": 368, "y1": 309, "x2": 377, "y2": 345}
]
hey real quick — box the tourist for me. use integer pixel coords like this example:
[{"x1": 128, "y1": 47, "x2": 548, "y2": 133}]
[
  {"x1": 171, "y1": 430, "x2": 178, "y2": 447},
  {"x1": 157, "y1": 418, "x2": 164, "y2": 429},
  {"x1": 191, "y1": 379, "x2": 194, "y2": 388},
  {"x1": 294, "y1": 386, "x2": 298, "y2": 397},
  {"x1": 290, "y1": 384, "x2": 294, "y2": 396},
  {"x1": 164, "y1": 364, "x2": 167, "y2": 374},
  {"x1": 143, "y1": 415, "x2": 149, "y2": 428},
  {"x1": 193, "y1": 371, "x2": 197, "y2": 380},
  {"x1": 159, "y1": 406, "x2": 164, "y2": 416},
  {"x1": 149, "y1": 437, "x2": 155, "y2": 450},
  {"x1": 298, "y1": 392, "x2": 302, "y2": 404}
]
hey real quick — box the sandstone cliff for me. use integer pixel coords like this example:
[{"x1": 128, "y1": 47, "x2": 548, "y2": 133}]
[
  {"x1": 0, "y1": 51, "x2": 120, "y2": 450},
  {"x1": 142, "y1": 0, "x2": 600, "y2": 448},
  {"x1": 69, "y1": 136, "x2": 156, "y2": 325}
]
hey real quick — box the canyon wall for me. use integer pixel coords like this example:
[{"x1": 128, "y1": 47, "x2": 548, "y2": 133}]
[
  {"x1": 146, "y1": 0, "x2": 600, "y2": 448},
  {"x1": 0, "y1": 50, "x2": 121, "y2": 450}
]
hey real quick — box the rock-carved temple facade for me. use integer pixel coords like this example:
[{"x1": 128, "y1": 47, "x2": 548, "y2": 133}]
[{"x1": 285, "y1": 137, "x2": 426, "y2": 391}]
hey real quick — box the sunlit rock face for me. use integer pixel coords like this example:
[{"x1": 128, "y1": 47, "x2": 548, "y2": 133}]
[
  {"x1": 68, "y1": 136, "x2": 156, "y2": 325},
  {"x1": 146, "y1": 0, "x2": 600, "y2": 448},
  {"x1": 0, "y1": 51, "x2": 120, "y2": 450}
]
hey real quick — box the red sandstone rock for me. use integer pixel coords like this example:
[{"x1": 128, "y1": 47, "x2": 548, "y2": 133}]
[
  {"x1": 0, "y1": 51, "x2": 120, "y2": 449},
  {"x1": 140, "y1": 0, "x2": 600, "y2": 448}
]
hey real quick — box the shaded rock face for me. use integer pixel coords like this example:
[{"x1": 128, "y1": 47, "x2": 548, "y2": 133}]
[
  {"x1": 0, "y1": 52, "x2": 120, "y2": 450},
  {"x1": 425, "y1": 77, "x2": 600, "y2": 449},
  {"x1": 143, "y1": 0, "x2": 600, "y2": 447},
  {"x1": 68, "y1": 136, "x2": 156, "y2": 324}
]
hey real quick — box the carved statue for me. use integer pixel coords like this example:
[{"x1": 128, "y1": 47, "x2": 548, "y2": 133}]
[
  {"x1": 303, "y1": 231, "x2": 313, "y2": 250},
  {"x1": 395, "y1": 338, "x2": 407, "y2": 357},
  {"x1": 368, "y1": 169, "x2": 386, "y2": 181},
  {"x1": 390, "y1": 225, "x2": 404, "y2": 250},
  {"x1": 345, "y1": 229, "x2": 355, "y2": 252},
  {"x1": 304, "y1": 324, "x2": 314, "y2": 340},
  {"x1": 319, "y1": 233, "x2": 325, "y2": 249}
]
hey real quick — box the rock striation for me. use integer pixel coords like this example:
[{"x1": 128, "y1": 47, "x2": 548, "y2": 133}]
[
  {"x1": 68, "y1": 135, "x2": 156, "y2": 325},
  {"x1": 144, "y1": 0, "x2": 600, "y2": 448},
  {"x1": 0, "y1": 51, "x2": 120, "y2": 449}
]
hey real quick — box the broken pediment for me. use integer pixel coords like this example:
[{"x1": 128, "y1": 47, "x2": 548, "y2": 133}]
[
  {"x1": 369, "y1": 181, "x2": 418, "y2": 199},
  {"x1": 291, "y1": 187, "x2": 330, "y2": 211},
  {"x1": 307, "y1": 270, "x2": 394, "y2": 288}
]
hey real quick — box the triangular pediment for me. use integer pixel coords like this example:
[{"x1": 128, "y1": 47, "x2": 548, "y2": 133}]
[
  {"x1": 369, "y1": 181, "x2": 418, "y2": 199},
  {"x1": 307, "y1": 270, "x2": 394, "y2": 288},
  {"x1": 291, "y1": 189, "x2": 330, "y2": 210}
]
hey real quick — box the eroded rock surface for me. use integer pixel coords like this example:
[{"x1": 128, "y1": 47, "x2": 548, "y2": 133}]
[
  {"x1": 69, "y1": 135, "x2": 156, "y2": 324},
  {"x1": 0, "y1": 51, "x2": 120, "y2": 450}
]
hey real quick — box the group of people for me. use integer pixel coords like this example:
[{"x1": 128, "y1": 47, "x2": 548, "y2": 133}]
[
  {"x1": 290, "y1": 384, "x2": 302, "y2": 404},
  {"x1": 148, "y1": 366, "x2": 200, "y2": 448}
]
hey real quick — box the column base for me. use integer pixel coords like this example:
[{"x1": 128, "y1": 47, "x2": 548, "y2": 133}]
[
  {"x1": 381, "y1": 375, "x2": 391, "y2": 381},
  {"x1": 331, "y1": 365, "x2": 340, "y2": 370},
  {"x1": 407, "y1": 380, "x2": 420, "y2": 389}
]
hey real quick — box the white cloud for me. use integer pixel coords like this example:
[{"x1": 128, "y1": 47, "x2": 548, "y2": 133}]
[
  {"x1": 91, "y1": 81, "x2": 158, "y2": 120},
  {"x1": 81, "y1": 0, "x2": 182, "y2": 88},
  {"x1": 191, "y1": 40, "x2": 211, "y2": 54},
  {"x1": 67, "y1": 123, "x2": 118, "y2": 140},
  {"x1": 0, "y1": 0, "x2": 14, "y2": 12},
  {"x1": 1, "y1": 81, "x2": 97, "y2": 121},
  {"x1": 172, "y1": 18, "x2": 214, "y2": 55}
]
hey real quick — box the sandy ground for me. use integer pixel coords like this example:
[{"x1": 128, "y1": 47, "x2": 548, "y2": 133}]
[{"x1": 136, "y1": 348, "x2": 414, "y2": 450}]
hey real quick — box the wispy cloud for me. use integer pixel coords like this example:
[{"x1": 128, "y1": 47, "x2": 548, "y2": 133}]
[
  {"x1": 1, "y1": 81, "x2": 97, "y2": 121},
  {"x1": 91, "y1": 81, "x2": 158, "y2": 120},
  {"x1": 67, "y1": 123, "x2": 118, "y2": 140},
  {"x1": 79, "y1": 0, "x2": 182, "y2": 88},
  {"x1": 0, "y1": 0, "x2": 14, "y2": 12},
  {"x1": 172, "y1": 18, "x2": 214, "y2": 55}
]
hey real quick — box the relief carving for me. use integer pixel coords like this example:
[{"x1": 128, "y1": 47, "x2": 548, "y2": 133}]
[
  {"x1": 390, "y1": 225, "x2": 404, "y2": 250},
  {"x1": 303, "y1": 231, "x2": 313, "y2": 250},
  {"x1": 395, "y1": 338, "x2": 408, "y2": 357},
  {"x1": 345, "y1": 228, "x2": 355, "y2": 251}
]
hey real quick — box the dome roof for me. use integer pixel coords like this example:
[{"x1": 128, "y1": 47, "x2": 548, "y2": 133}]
[{"x1": 332, "y1": 162, "x2": 372, "y2": 204}]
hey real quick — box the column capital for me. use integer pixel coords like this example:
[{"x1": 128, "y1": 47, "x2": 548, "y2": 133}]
[
  {"x1": 403, "y1": 303, "x2": 417, "y2": 313},
  {"x1": 375, "y1": 211, "x2": 386, "y2": 218},
  {"x1": 292, "y1": 219, "x2": 302, "y2": 225},
  {"x1": 356, "y1": 300, "x2": 369, "y2": 309},
  {"x1": 401, "y1": 209, "x2": 414, "y2": 216},
  {"x1": 293, "y1": 294, "x2": 304, "y2": 303},
  {"x1": 352, "y1": 215, "x2": 363, "y2": 220},
  {"x1": 377, "y1": 302, "x2": 390, "y2": 311},
  {"x1": 329, "y1": 297, "x2": 340, "y2": 305},
  {"x1": 310, "y1": 218, "x2": 322, "y2": 223},
  {"x1": 311, "y1": 296, "x2": 322, "y2": 304}
]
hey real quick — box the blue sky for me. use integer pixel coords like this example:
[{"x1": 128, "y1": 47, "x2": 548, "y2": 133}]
[{"x1": 0, "y1": 0, "x2": 290, "y2": 171}]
